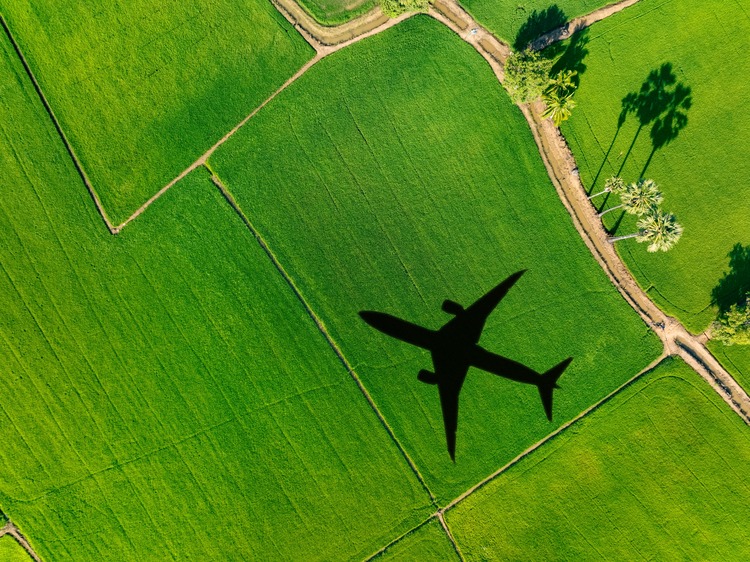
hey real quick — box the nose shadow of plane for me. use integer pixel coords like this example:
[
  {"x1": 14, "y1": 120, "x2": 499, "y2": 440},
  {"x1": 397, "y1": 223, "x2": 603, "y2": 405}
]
[{"x1": 359, "y1": 270, "x2": 573, "y2": 461}]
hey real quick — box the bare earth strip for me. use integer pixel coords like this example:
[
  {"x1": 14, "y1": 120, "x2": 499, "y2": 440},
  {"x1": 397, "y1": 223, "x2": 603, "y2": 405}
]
[{"x1": 0, "y1": 521, "x2": 42, "y2": 562}]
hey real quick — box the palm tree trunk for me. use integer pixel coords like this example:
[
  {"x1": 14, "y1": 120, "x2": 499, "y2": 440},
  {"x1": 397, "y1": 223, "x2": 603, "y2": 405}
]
[
  {"x1": 588, "y1": 189, "x2": 609, "y2": 199},
  {"x1": 608, "y1": 232, "x2": 640, "y2": 243},
  {"x1": 599, "y1": 203, "x2": 624, "y2": 217}
]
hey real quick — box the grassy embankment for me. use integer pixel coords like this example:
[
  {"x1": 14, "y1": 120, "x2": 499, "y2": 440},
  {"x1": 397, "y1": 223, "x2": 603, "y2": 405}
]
[
  {"x1": 448, "y1": 357, "x2": 750, "y2": 560},
  {"x1": 0, "y1": 0, "x2": 314, "y2": 224},
  {"x1": 0, "y1": 33, "x2": 431, "y2": 561},
  {"x1": 209, "y1": 16, "x2": 662, "y2": 504}
]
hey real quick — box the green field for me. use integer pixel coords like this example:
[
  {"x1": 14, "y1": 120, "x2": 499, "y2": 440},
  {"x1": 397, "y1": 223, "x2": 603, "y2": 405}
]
[
  {"x1": 0, "y1": 536, "x2": 33, "y2": 562},
  {"x1": 708, "y1": 342, "x2": 750, "y2": 395},
  {"x1": 448, "y1": 357, "x2": 750, "y2": 559},
  {"x1": 458, "y1": 0, "x2": 609, "y2": 46},
  {"x1": 561, "y1": 0, "x2": 750, "y2": 338},
  {"x1": 0, "y1": 33, "x2": 432, "y2": 561},
  {"x1": 0, "y1": 0, "x2": 313, "y2": 225},
  {"x1": 376, "y1": 520, "x2": 459, "y2": 561},
  {"x1": 209, "y1": 16, "x2": 661, "y2": 503},
  {"x1": 298, "y1": 0, "x2": 376, "y2": 25}
]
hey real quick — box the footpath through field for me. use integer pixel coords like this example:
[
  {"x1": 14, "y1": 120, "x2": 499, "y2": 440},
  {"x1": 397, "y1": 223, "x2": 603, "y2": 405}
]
[{"x1": 0, "y1": 521, "x2": 40, "y2": 562}]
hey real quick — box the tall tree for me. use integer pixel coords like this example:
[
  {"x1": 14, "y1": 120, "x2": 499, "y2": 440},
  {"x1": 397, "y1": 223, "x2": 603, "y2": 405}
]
[
  {"x1": 588, "y1": 176, "x2": 625, "y2": 200},
  {"x1": 599, "y1": 178, "x2": 662, "y2": 217},
  {"x1": 504, "y1": 50, "x2": 553, "y2": 104},
  {"x1": 541, "y1": 89, "x2": 576, "y2": 126},
  {"x1": 712, "y1": 296, "x2": 750, "y2": 345},
  {"x1": 608, "y1": 209, "x2": 683, "y2": 252}
]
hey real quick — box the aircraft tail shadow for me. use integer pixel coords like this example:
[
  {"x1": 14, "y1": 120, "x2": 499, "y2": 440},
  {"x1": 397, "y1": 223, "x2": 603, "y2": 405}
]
[{"x1": 538, "y1": 357, "x2": 572, "y2": 421}]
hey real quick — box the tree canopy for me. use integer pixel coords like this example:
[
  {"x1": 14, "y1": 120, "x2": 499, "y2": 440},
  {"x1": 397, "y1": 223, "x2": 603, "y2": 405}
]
[{"x1": 712, "y1": 297, "x2": 750, "y2": 345}]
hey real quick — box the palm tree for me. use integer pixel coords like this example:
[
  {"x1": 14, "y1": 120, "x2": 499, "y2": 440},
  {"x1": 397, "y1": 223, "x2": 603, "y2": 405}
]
[
  {"x1": 588, "y1": 176, "x2": 625, "y2": 199},
  {"x1": 541, "y1": 89, "x2": 577, "y2": 127},
  {"x1": 599, "y1": 178, "x2": 662, "y2": 217},
  {"x1": 547, "y1": 70, "x2": 577, "y2": 92},
  {"x1": 608, "y1": 209, "x2": 683, "y2": 252}
]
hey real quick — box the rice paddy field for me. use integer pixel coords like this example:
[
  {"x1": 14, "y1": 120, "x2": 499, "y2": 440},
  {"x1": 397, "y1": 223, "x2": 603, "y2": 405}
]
[
  {"x1": 3, "y1": 0, "x2": 749, "y2": 559},
  {"x1": 376, "y1": 520, "x2": 459, "y2": 561},
  {"x1": 209, "y1": 15, "x2": 661, "y2": 504},
  {"x1": 561, "y1": 0, "x2": 750, "y2": 341},
  {"x1": 447, "y1": 357, "x2": 750, "y2": 560},
  {"x1": 298, "y1": 0, "x2": 376, "y2": 25},
  {"x1": 0, "y1": 32, "x2": 432, "y2": 560},
  {"x1": 0, "y1": 536, "x2": 33, "y2": 562},
  {"x1": 0, "y1": 0, "x2": 313, "y2": 225},
  {"x1": 458, "y1": 0, "x2": 609, "y2": 46}
]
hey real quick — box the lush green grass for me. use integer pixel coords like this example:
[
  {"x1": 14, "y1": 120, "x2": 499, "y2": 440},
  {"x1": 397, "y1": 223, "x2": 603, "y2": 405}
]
[
  {"x1": 0, "y1": 0, "x2": 314, "y2": 225},
  {"x1": 376, "y1": 520, "x2": 459, "y2": 561},
  {"x1": 448, "y1": 357, "x2": 750, "y2": 560},
  {"x1": 708, "y1": 342, "x2": 750, "y2": 395},
  {"x1": 458, "y1": 0, "x2": 610, "y2": 46},
  {"x1": 0, "y1": 35, "x2": 432, "y2": 561},
  {"x1": 210, "y1": 16, "x2": 661, "y2": 503},
  {"x1": 561, "y1": 0, "x2": 750, "y2": 333},
  {"x1": 0, "y1": 536, "x2": 33, "y2": 562},
  {"x1": 298, "y1": 0, "x2": 376, "y2": 26}
]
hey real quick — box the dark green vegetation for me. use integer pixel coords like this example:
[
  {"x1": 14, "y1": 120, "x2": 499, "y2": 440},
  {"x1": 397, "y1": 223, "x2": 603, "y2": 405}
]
[
  {"x1": 298, "y1": 0, "x2": 375, "y2": 25},
  {"x1": 0, "y1": 0, "x2": 314, "y2": 224},
  {"x1": 0, "y1": 34, "x2": 432, "y2": 561},
  {"x1": 458, "y1": 0, "x2": 608, "y2": 46},
  {"x1": 376, "y1": 520, "x2": 459, "y2": 561},
  {"x1": 209, "y1": 16, "x2": 660, "y2": 503},
  {"x1": 0, "y1": 536, "x2": 33, "y2": 562},
  {"x1": 448, "y1": 357, "x2": 750, "y2": 559},
  {"x1": 381, "y1": 0, "x2": 429, "y2": 18},
  {"x1": 561, "y1": 0, "x2": 750, "y2": 337}
]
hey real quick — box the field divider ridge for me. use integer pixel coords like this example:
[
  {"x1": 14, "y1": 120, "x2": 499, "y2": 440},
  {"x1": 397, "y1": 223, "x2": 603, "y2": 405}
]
[
  {"x1": 440, "y1": 352, "x2": 668, "y2": 514},
  {"x1": 208, "y1": 169, "x2": 438, "y2": 508},
  {"x1": 0, "y1": 15, "x2": 116, "y2": 235},
  {"x1": 0, "y1": 519, "x2": 42, "y2": 562}
]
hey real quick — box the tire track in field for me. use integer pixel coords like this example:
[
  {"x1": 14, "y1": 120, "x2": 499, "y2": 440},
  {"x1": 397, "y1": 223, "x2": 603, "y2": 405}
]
[{"x1": 208, "y1": 171, "x2": 438, "y2": 509}]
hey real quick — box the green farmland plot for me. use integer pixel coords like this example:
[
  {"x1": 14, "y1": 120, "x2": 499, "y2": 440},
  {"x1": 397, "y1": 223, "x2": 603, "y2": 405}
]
[
  {"x1": 458, "y1": 0, "x2": 610, "y2": 46},
  {"x1": 0, "y1": 0, "x2": 314, "y2": 225},
  {"x1": 708, "y1": 342, "x2": 750, "y2": 396},
  {"x1": 298, "y1": 0, "x2": 376, "y2": 26},
  {"x1": 448, "y1": 357, "x2": 750, "y2": 560},
  {"x1": 0, "y1": 35, "x2": 431, "y2": 561},
  {"x1": 375, "y1": 520, "x2": 459, "y2": 561},
  {"x1": 561, "y1": 0, "x2": 750, "y2": 333},
  {"x1": 210, "y1": 16, "x2": 661, "y2": 503},
  {"x1": 0, "y1": 536, "x2": 33, "y2": 562}
]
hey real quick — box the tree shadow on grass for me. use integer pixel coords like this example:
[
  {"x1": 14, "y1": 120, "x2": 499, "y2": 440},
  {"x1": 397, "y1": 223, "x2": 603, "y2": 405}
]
[
  {"x1": 514, "y1": 5, "x2": 567, "y2": 51},
  {"x1": 593, "y1": 63, "x2": 692, "y2": 189},
  {"x1": 712, "y1": 244, "x2": 750, "y2": 313}
]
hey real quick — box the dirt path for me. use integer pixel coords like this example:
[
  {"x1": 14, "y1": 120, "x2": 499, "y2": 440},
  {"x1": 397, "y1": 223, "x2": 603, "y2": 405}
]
[
  {"x1": 0, "y1": 520, "x2": 42, "y2": 562},
  {"x1": 530, "y1": 0, "x2": 641, "y2": 50}
]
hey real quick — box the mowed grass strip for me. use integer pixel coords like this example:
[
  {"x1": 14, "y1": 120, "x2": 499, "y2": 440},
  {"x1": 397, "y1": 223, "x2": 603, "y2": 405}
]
[
  {"x1": 0, "y1": 36, "x2": 431, "y2": 560},
  {"x1": 0, "y1": 0, "x2": 314, "y2": 224},
  {"x1": 458, "y1": 0, "x2": 610, "y2": 46},
  {"x1": 210, "y1": 15, "x2": 661, "y2": 503},
  {"x1": 561, "y1": 0, "x2": 750, "y2": 333},
  {"x1": 373, "y1": 519, "x2": 460, "y2": 561},
  {"x1": 447, "y1": 357, "x2": 750, "y2": 560}
]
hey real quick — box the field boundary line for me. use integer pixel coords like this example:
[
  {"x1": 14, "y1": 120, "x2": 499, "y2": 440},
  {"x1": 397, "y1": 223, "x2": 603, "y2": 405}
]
[
  {"x1": 0, "y1": 15, "x2": 116, "y2": 234},
  {"x1": 440, "y1": 353, "x2": 668, "y2": 513},
  {"x1": 0, "y1": 520, "x2": 42, "y2": 562},
  {"x1": 363, "y1": 515, "x2": 433, "y2": 560},
  {"x1": 436, "y1": 511, "x2": 465, "y2": 561},
  {"x1": 209, "y1": 171, "x2": 438, "y2": 507}
]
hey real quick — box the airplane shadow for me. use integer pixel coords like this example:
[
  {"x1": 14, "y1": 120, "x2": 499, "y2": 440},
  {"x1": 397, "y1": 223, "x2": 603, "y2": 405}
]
[{"x1": 359, "y1": 270, "x2": 573, "y2": 461}]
